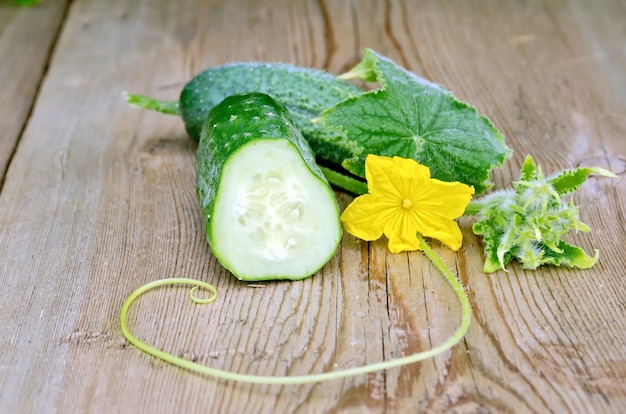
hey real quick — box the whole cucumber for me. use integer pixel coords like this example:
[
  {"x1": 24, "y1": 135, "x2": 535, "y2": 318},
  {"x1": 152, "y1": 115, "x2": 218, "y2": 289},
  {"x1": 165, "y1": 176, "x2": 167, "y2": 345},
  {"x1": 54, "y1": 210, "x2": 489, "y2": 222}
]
[
  {"x1": 126, "y1": 62, "x2": 363, "y2": 166},
  {"x1": 196, "y1": 93, "x2": 342, "y2": 281}
]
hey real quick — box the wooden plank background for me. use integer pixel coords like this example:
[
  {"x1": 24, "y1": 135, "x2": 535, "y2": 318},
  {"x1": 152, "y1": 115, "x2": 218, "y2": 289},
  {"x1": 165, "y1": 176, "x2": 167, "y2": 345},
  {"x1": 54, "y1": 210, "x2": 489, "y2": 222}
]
[
  {"x1": 0, "y1": 0, "x2": 69, "y2": 181},
  {"x1": 1, "y1": 0, "x2": 624, "y2": 412}
]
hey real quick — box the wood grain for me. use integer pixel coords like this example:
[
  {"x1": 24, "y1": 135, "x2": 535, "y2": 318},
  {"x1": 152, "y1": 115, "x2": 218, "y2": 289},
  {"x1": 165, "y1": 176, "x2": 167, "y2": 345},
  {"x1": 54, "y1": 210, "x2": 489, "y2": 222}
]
[
  {"x1": 0, "y1": 0, "x2": 69, "y2": 183},
  {"x1": 0, "y1": 0, "x2": 624, "y2": 412}
]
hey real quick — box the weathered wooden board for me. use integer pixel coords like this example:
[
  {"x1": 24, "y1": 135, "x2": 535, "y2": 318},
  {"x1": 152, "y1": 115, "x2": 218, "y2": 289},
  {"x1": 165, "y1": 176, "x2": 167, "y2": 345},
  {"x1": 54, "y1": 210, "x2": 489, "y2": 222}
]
[
  {"x1": 0, "y1": 0, "x2": 624, "y2": 412},
  {"x1": 0, "y1": 0, "x2": 69, "y2": 181}
]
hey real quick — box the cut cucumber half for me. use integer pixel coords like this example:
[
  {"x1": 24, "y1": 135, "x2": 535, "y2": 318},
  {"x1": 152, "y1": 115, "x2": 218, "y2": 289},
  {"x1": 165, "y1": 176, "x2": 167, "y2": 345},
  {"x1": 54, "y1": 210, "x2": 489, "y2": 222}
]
[
  {"x1": 213, "y1": 139, "x2": 341, "y2": 279},
  {"x1": 196, "y1": 93, "x2": 342, "y2": 281}
]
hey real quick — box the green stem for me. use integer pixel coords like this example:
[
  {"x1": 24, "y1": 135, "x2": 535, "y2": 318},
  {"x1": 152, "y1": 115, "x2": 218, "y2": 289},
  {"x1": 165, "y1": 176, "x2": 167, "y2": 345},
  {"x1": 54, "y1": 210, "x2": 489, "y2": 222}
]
[
  {"x1": 124, "y1": 92, "x2": 180, "y2": 115},
  {"x1": 319, "y1": 166, "x2": 368, "y2": 195},
  {"x1": 417, "y1": 234, "x2": 472, "y2": 337},
  {"x1": 120, "y1": 243, "x2": 471, "y2": 384}
]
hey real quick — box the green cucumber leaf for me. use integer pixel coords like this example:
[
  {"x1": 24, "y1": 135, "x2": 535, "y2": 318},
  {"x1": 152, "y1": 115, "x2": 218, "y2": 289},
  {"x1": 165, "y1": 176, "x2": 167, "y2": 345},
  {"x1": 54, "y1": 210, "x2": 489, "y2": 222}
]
[
  {"x1": 520, "y1": 155, "x2": 537, "y2": 181},
  {"x1": 320, "y1": 49, "x2": 512, "y2": 194},
  {"x1": 549, "y1": 166, "x2": 618, "y2": 195},
  {"x1": 540, "y1": 241, "x2": 599, "y2": 269}
]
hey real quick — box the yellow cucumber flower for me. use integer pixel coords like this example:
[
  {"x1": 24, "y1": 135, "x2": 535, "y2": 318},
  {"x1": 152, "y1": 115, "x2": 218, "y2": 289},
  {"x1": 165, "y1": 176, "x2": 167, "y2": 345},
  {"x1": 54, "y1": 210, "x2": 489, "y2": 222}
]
[{"x1": 341, "y1": 155, "x2": 474, "y2": 253}]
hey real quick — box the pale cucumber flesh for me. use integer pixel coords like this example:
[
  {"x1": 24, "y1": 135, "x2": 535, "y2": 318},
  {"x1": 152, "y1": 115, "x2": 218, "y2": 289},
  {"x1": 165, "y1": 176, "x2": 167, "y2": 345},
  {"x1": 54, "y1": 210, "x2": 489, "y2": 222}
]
[{"x1": 211, "y1": 138, "x2": 341, "y2": 280}]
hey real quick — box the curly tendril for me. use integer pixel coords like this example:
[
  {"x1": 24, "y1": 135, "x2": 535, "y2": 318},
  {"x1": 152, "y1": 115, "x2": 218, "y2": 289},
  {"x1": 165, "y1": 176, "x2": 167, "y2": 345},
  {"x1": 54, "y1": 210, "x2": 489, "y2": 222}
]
[{"x1": 120, "y1": 236, "x2": 471, "y2": 384}]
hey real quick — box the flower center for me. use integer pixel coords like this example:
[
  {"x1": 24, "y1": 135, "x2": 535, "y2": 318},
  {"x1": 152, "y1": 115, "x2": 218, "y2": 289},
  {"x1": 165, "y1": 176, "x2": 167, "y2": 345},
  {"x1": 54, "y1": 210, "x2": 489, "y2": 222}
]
[{"x1": 401, "y1": 198, "x2": 413, "y2": 210}]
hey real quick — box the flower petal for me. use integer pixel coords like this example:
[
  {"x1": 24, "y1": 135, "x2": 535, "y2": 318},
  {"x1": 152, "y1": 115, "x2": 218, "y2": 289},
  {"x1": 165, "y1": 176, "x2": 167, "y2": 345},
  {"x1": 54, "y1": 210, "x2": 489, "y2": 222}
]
[
  {"x1": 340, "y1": 194, "x2": 387, "y2": 241},
  {"x1": 413, "y1": 211, "x2": 464, "y2": 250},
  {"x1": 414, "y1": 179, "x2": 474, "y2": 218},
  {"x1": 364, "y1": 155, "x2": 404, "y2": 199},
  {"x1": 392, "y1": 156, "x2": 431, "y2": 181},
  {"x1": 385, "y1": 215, "x2": 422, "y2": 253}
]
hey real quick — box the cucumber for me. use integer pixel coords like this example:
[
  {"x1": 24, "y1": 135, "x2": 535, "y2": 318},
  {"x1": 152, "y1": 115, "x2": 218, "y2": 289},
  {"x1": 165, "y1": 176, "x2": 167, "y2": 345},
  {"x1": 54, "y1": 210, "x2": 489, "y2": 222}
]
[
  {"x1": 126, "y1": 62, "x2": 363, "y2": 166},
  {"x1": 196, "y1": 93, "x2": 342, "y2": 281}
]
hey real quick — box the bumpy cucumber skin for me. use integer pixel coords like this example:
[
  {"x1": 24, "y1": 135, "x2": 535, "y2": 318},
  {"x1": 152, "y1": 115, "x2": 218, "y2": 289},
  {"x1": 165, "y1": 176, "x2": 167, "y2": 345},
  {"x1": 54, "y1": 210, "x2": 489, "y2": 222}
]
[
  {"x1": 196, "y1": 92, "x2": 340, "y2": 280},
  {"x1": 181, "y1": 62, "x2": 363, "y2": 165}
]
